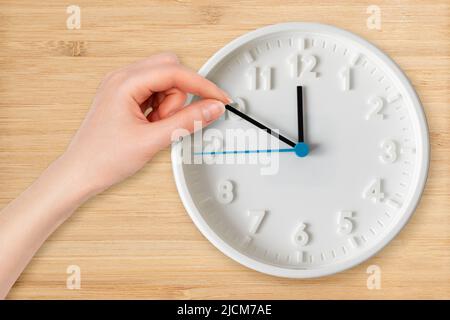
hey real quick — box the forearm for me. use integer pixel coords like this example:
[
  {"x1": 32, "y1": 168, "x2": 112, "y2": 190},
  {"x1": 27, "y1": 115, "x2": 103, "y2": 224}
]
[{"x1": 0, "y1": 154, "x2": 93, "y2": 299}]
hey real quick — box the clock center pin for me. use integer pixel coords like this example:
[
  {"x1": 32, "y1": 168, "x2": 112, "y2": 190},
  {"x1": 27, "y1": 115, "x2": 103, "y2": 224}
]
[{"x1": 294, "y1": 142, "x2": 309, "y2": 157}]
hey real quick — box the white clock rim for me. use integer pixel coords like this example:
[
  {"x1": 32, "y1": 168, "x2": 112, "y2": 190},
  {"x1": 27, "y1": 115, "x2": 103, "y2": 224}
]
[{"x1": 171, "y1": 22, "x2": 430, "y2": 278}]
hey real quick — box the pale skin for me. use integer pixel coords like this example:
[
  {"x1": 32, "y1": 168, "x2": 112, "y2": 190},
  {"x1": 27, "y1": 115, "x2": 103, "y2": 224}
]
[{"x1": 0, "y1": 53, "x2": 230, "y2": 299}]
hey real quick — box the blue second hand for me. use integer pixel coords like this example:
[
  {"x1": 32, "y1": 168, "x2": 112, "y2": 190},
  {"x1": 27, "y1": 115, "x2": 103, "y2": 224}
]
[
  {"x1": 194, "y1": 148, "x2": 295, "y2": 155},
  {"x1": 193, "y1": 142, "x2": 309, "y2": 158}
]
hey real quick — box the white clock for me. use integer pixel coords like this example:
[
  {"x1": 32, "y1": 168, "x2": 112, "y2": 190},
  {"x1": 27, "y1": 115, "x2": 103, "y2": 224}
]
[{"x1": 171, "y1": 23, "x2": 429, "y2": 278}]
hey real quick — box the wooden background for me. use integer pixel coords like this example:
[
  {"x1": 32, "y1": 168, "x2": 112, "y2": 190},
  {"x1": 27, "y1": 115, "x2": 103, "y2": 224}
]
[{"x1": 0, "y1": 0, "x2": 448, "y2": 299}]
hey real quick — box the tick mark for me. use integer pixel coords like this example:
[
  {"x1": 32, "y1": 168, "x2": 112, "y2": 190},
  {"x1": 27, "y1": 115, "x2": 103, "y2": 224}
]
[
  {"x1": 296, "y1": 251, "x2": 305, "y2": 263},
  {"x1": 244, "y1": 51, "x2": 255, "y2": 64},
  {"x1": 348, "y1": 237, "x2": 358, "y2": 248}
]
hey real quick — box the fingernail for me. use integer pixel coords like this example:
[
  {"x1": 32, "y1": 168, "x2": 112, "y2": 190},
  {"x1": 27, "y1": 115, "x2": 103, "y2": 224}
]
[
  {"x1": 223, "y1": 92, "x2": 233, "y2": 104},
  {"x1": 203, "y1": 102, "x2": 225, "y2": 122}
]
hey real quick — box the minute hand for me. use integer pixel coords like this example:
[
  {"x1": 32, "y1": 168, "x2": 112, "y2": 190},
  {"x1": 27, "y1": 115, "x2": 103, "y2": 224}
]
[{"x1": 225, "y1": 104, "x2": 296, "y2": 147}]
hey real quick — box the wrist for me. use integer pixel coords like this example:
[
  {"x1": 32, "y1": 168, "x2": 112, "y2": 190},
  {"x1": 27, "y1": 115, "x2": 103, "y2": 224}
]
[{"x1": 44, "y1": 154, "x2": 99, "y2": 211}]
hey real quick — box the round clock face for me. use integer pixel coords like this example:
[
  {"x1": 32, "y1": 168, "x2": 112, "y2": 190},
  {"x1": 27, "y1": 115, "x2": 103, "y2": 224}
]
[{"x1": 171, "y1": 23, "x2": 429, "y2": 278}]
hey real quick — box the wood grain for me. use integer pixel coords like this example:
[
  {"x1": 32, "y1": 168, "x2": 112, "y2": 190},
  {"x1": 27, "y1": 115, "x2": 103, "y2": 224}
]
[{"x1": 0, "y1": 0, "x2": 449, "y2": 299}]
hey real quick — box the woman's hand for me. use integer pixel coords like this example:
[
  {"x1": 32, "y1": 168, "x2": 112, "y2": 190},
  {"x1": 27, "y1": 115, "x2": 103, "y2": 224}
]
[
  {"x1": 62, "y1": 53, "x2": 229, "y2": 195},
  {"x1": 0, "y1": 53, "x2": 229, "y2": 298}
]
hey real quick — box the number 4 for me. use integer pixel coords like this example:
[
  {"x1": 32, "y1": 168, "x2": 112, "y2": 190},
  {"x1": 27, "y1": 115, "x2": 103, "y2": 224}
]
[{"x1": 363, "y1": 178, "x2": 385, "y2": 203}]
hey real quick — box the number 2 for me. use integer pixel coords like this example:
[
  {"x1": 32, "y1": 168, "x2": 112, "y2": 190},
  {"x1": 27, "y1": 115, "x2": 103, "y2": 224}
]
[{"x1": 366, "y1": 96, "x2": 385, "y2": 120}]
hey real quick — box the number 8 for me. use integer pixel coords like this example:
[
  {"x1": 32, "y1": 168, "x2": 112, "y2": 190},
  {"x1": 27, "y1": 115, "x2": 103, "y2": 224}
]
[{"x1": 217, "y1": 180, "x2": 234, "y2": 204}]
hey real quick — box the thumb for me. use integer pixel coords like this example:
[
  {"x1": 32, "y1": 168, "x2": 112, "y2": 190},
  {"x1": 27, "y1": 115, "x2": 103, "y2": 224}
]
[{"x1": 149, "y1": 98, "x2": 225, "y2": 148}]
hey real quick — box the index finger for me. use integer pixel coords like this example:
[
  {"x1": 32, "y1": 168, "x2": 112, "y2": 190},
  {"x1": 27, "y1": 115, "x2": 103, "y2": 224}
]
[{"x1": 122, "y1": 64, "x2": 231, "y2": 105}]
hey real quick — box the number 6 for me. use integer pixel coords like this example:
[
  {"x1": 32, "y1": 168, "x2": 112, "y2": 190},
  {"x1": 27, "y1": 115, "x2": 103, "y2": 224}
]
[{"x1": 293, "y1": 222, "x2": 310, "y2": 247}]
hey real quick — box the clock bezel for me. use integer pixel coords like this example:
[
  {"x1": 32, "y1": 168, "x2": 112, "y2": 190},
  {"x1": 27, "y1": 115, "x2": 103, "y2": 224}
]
[{"x1": 171, "y1": 22, "x2": 430, "y2": 278}]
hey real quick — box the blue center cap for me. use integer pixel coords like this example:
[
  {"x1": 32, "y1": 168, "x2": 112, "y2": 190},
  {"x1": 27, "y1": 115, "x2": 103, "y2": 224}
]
[{"x1": 294, "y1": 142, "x2": 309, "y2": 157}]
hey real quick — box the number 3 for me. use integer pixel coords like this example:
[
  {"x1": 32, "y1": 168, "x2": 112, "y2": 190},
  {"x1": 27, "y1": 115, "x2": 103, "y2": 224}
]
[{"x1": 380, "y1": 139, "x2": 398, "y2": 163}]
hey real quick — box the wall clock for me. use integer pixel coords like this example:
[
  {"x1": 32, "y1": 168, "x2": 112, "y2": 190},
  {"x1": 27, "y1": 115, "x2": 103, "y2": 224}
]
[{"x1": 171, "y1": 23, "x2": 429, "y2": 278}]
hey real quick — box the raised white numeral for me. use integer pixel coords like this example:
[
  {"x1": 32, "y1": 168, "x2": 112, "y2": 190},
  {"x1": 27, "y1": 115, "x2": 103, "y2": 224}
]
[
  {"x1": 261, "y1": 67, "x2": 272, "y2": 90},
  {"x1": 364, "y1": 178, "x2": 385, "y2": 203},
  {"x1": 247, "y1": 210, "x2": 266, "y2": 235},
  {"x1": 337, "y1": 211, "x2": 355, "y2": 235},
  {"x1": 366, "y1": 96, "x2": 385, "y2": 120},
  {"x1": 292, "y1": 222, "x2": 310, "y2": 247},
  {"x1": 339, "y1": 67, "x2": 351, "y2": 91},
  {"x1": 217, "y1": 180, "x2": 234, "y2": 204},
  {"x1": 380, "y1": 139, "x2": 398, "y2": 163},
  {"x1": 247, "y1": 66, "x2": 257, "y2": 90},
  {"x1": 289, "y1": 54, "x2": 318, "y2": 82},
  {"x1": 247, "y1": 66, "x2": 272, "y2": 90}
]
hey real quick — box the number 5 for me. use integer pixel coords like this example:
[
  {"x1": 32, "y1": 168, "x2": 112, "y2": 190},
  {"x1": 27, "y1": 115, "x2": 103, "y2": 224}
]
[{"x1": 337, "y1": 211, "x2": 355, "y2": 235}]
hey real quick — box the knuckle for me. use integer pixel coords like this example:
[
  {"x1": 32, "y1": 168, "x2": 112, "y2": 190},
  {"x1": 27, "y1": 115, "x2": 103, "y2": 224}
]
[
  {"x1": 103, "y1": 69, "x2": 126, "y2": 84},
  {"x1": 160, "y1": 52, "x2": 179, "y2": 64}
]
